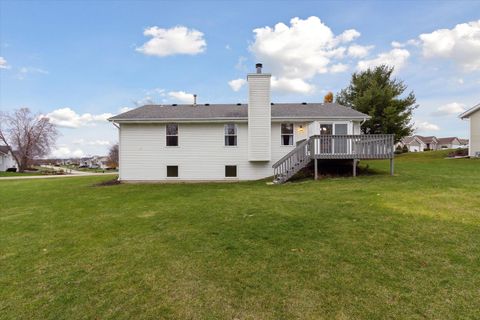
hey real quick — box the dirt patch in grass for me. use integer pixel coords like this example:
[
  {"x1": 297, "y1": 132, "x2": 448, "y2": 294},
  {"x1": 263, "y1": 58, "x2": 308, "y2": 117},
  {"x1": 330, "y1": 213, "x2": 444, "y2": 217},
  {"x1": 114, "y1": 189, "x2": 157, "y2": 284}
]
[{"x1": 93, "y1": 179, "x2": 121, "y2": 187}]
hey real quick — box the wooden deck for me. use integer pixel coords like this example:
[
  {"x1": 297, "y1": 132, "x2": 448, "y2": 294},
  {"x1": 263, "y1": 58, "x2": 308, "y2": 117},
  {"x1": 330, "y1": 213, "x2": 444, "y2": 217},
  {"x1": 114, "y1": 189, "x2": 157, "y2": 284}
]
[{"x1": 272, "y1": 134, "x2": 394, "y2": 183}]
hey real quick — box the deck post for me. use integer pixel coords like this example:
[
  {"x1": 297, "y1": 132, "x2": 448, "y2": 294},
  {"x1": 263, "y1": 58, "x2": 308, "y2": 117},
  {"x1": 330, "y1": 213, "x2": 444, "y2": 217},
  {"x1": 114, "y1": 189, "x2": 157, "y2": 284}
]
[
  {"x1": 353, "y1": 159, "x2": 357, "y2": 177},
  {"x1": 314, "y1": 158, "x2": 318, "y2": 180},
  {"x1": 390, "y1": 158, "x2": 394, "y2": 176}
]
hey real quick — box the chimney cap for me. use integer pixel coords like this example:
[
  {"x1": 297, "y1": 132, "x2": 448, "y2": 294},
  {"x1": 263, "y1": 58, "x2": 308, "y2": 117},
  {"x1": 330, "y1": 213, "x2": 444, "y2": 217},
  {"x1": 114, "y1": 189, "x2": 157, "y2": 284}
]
[{"x1": 255, "y1": 63, "x2": 263, "y2": 73}]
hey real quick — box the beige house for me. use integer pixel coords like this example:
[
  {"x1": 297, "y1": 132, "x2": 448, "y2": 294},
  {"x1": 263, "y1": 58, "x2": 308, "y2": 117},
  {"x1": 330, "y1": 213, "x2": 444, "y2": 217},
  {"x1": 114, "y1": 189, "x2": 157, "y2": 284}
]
[{"x1": 460, "y1": 103, "x2": 480, "y2": 157}]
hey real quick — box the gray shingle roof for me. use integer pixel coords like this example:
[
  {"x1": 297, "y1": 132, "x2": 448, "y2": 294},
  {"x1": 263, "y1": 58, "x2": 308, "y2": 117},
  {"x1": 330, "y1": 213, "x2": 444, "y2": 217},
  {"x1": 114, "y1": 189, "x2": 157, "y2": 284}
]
[
  {"x1": 0, "y1": 146, "x2": 11, "y2": 155},
  {"x1": 109, "y1": 103, "x2": 369, "y2": 122}
]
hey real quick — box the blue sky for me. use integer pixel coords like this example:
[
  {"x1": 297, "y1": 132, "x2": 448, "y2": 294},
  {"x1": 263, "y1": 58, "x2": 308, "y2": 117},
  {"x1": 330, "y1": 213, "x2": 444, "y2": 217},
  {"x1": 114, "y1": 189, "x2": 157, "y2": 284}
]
[{"x1": 1, "y1": 0, "x2": 479, "y2": 157}]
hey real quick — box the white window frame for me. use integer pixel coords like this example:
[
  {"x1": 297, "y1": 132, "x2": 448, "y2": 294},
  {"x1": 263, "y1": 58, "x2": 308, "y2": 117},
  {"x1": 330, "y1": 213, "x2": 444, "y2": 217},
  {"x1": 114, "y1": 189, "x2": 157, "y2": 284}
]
[
  {"x1": 166, "y1": 123, "x2": 179, "y2": 147},
  {"x1": 225, "y1": 165, "x2": 238, "y2": 178},
  {"x1": 281, "y1": 123, "x2": 295, "y2": 146},
  {"x1": 224, "y1": 123, "x2": 238, "y2": 147},
  {"x1": 166, "y1": 165, "x2": 179, "y2": 179}
]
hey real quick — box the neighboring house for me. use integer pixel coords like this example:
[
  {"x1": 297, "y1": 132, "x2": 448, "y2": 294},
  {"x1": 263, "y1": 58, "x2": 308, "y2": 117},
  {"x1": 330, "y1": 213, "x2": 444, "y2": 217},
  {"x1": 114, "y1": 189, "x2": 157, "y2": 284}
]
[
  {"x1": 109, "y1": 64, "x2": 394, "y2": 183},
  {"x1": 437, "y1": 137, "x2": 463, "y2": 149},
  {"x1": 0, "y1": 146, "x2": 17, "y2": 171},
  {"x1": 79, "y1": 156, "x2": 109, "y2": 169},
  {"x1": 396, "y1": 136, "x2": 426, "y2": 152},
  {"x1": 460, "y1": 103, "x2": 480, "y2": 157},
  {"x1": 416, "y1": 135, "x2": 438, "y2": 150}
]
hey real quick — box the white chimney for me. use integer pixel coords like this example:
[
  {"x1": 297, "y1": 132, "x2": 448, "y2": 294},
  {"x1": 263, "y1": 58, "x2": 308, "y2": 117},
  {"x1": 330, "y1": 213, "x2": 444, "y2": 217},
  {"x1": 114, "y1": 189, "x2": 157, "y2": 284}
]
[{"x1": 247, "y1": 63, "x2": 271, "y2": 161}]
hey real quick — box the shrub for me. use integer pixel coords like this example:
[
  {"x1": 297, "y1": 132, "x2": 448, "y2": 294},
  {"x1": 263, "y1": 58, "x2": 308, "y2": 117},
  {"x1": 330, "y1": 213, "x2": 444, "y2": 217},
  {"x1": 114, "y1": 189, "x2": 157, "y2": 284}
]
[
  {"x1": 6, "y1": 167, "x2": 17, "y2": 172},
  {"x1": 447, "y1": 148, "x2": 469, "y2": 157}
]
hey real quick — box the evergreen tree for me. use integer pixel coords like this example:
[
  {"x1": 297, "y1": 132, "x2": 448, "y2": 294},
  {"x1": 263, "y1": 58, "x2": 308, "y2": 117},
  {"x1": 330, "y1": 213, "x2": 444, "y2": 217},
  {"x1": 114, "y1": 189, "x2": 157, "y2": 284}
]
[{"x1": 336, "y1": 65, "x2": 417, "y2": 142}]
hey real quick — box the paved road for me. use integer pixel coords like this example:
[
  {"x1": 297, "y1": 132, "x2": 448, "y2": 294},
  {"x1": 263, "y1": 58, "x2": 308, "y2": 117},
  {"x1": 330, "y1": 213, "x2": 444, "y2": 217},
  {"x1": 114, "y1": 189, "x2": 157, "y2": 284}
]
[{"x1": 0, "y1": 166, "x2": 118, "y2": 180}]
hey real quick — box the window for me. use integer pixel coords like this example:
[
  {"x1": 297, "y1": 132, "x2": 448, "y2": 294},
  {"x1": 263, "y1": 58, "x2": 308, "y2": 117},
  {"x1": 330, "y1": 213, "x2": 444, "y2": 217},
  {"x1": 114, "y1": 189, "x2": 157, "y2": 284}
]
[
  {"x1": 225, "y1": 165, "x2": 237, "y2": 177},
  {"x1": 166, "y1": 124, "x2": 178, "y2": 146},
  {"x1": 224, "y1": 123, "x2": 237, "y2": 146},
  {"x1": 166, "y1": 166, "x2": 178, "y2": 177},
  {"x1": 281, "y1": 123, "x2": 294, "y2": 145}
]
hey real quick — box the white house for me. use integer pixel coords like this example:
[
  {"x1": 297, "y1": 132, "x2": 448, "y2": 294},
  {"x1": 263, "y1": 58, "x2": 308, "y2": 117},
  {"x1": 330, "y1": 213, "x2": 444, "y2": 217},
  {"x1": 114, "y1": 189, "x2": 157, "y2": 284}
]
[
  {"x1": 397, "y1": 136, "x2": 426, "y2": 152},
  {"x1": 109, "y1": 64, "x2": 394, "y2": 183},
  {"x1": 0, "y1": 146, "x2": 17, "y2": 171},
  {"x1": 437, "y1": 137, "x2": 463, "y2": 149},
  {"x1": 460, "y1": 103, "x2": 480, "y2": 157}
]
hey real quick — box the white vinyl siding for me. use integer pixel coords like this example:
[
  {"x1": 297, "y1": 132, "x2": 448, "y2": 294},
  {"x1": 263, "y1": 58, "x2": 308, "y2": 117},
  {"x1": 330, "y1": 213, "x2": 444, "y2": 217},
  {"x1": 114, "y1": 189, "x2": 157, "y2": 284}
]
[
  {"x1": 119, "y1": 120, "x2": 359, "y2": 181},
  {"x1": 247, "y1": 74, "x2": 271, "y2": 161},
  {"x1": 470, "y1": 111, "x2": 480, "y2": 156}
]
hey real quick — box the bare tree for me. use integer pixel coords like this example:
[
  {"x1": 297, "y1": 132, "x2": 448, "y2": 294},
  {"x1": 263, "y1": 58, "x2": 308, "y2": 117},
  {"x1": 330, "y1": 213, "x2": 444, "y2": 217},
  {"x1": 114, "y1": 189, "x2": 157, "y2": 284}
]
[
  {"x1": 0, "y1": 108, "x2": 59, "y2": 172},
  {"x1": 108, "y1": 143, "x2": 119, "y2": 169}
]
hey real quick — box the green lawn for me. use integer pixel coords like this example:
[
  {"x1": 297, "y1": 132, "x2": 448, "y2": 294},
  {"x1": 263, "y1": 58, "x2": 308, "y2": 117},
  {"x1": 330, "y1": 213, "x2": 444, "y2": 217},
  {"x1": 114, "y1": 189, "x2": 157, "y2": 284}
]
[{"x1": 1, "y1": 151, "x2": 479, "y2": 319}]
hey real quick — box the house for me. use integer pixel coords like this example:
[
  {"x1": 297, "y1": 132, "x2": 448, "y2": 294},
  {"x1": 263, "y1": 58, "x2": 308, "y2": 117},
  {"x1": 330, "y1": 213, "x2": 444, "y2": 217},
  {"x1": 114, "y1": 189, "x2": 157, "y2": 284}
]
[
  {"x1": 416, "y1": 135, "x2": 438, "y2": 150},
  {"x1": 0, "y1": 146, "x2": 17, "y2": 171},
  {"x1": 79, "y1": 156, "x2": 110, "y2": 169},
  {"x1": 437, "y1": 137, "x2": 463, "y2": 149},
  {"x1": 109, "y1": 64, "x2": 394, "y2": 183},
  {"x1": 396, "y1": 136, "x2": 426, "y2": 152},
  {"x1": 460, "y1": 103, "x2": 480, "y2": 157}
]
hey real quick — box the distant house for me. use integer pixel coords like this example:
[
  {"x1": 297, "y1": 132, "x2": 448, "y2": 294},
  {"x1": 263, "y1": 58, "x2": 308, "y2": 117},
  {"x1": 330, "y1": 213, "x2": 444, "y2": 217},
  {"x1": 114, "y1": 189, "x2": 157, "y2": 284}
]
[
  {"x1": 416, "y1": 136, "x2": 438, "y2": 150},
  {"x1": 437, "y1": 137, "x2": 463, "y2": 149},
  {"x1": 397, "y1": 136, "x2": 426, "y2": 152},
  {"x1": 460, "y1": 103, "x2": 480, "y2": 157},
  {"x1": 0, "y1": 146, "x2": 17, "y2": 171},
  {"x1": 79, "y1": 156, "x2": 110, "y2": 169}
]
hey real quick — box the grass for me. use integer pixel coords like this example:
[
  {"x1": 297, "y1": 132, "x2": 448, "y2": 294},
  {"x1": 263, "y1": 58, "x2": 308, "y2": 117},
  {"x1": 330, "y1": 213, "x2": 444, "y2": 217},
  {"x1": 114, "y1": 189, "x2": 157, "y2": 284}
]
[{"x1": 1, "y1": 150, "x2": 479, "y2": 319}]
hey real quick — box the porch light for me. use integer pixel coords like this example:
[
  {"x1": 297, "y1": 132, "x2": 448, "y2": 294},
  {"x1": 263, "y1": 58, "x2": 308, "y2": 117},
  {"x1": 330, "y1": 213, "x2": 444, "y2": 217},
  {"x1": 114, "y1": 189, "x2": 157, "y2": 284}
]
[{"x1": 297, "y1": 125, "x2": 304, "y2": 133}]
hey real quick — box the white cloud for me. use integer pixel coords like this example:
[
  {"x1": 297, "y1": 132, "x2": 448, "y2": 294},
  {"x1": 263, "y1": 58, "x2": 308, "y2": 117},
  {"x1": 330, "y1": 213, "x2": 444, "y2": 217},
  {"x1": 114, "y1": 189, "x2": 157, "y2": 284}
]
[
  {"x1": 119, "y1": 106, "x2": 133, "y2": 113},
  {"x1": 432, "y1": 102, "x2": 466, "y2": 116},
  {"x1": 249, "y1": 16, "x2": 363, "y2": 93},
  {"x1": 416, "y1": 121, "x2": 440, "y2": 132},
  {"x1": 347, "y1": 44, "x2": 374, "y2": 58},
  {"x1": 50, "y1": 147, "x2": 85, "y2": 158},
  {"x1": 250, "y1": 16, "x2": 359, "y2": 79},
  {"x1": 0, "y1": 56, "x2": 10, "y2": 69},
  {"x1": 43, "y1": 108, "x2": 113, "y2": 128},
  {"x1": 168, "y1": 91, "x2": 194, "y2": 104},
  {"x1": 271, "y1": 76, "x2": 315, "y2": 94},
  {"x1": 136, "y1": 26, "x2": 206, "y2": 57},
  {"x1": 418, "y1": 20, "x2": 480, "y2": 71},
  {"x1": 357, "y1": 48, "x2": 410, "y2": 72},
  {"x1": 228, "y1": 78, "x2": 247, "y2": 91},
  {"x1": 73, "y1": 139, "x2": 112, "y2": 146},
  {"x1": 15, "y1": 66, "x2": 48, "y2": 79},
  {"x1": 329, "y1": 63, "x2": 349, "y2": 73}
]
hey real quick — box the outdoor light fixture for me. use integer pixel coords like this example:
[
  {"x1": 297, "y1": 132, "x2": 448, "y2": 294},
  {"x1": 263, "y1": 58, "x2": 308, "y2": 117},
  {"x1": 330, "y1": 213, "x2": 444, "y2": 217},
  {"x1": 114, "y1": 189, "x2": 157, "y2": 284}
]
[{"x1": 298, "y1": 125, "x2": 304, "y2": 133}]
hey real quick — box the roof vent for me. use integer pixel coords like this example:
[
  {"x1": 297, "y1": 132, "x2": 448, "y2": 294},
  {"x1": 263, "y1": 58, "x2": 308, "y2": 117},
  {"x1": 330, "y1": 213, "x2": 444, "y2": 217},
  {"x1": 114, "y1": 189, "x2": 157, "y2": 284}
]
[
  {"x1": 172, "y1": 104, "x2": 177, "y2": 106},
  {"x1": 193, "y1": 94, "x2": 197, "y2": 106},
  {"x1": 205, "y1": 103, "x2": 210, "y2": 106},
  {"x1": 271, "y1": 102, "x2": 275, "y2": 105},
  {"x1": 236, "y1": 103, "x2": 241, "y2": 106},
  {"x1": 302, "y1": 102, "x2": 307, "y2": 105}
]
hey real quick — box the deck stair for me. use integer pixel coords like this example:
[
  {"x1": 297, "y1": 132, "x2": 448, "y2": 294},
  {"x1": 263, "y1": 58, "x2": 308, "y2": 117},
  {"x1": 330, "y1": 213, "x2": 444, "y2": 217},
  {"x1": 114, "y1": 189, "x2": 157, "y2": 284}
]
[{"x1": 272, "y1": 139, "x2": 310, "y2": 184}]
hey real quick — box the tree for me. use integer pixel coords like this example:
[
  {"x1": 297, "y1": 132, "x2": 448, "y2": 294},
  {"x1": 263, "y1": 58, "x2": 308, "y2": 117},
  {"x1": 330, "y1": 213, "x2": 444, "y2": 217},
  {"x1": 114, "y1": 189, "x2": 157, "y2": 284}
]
[
  {"x1": 108, "y1": 143, "x2": 119, "y2": 169},
  {"x1": 0, "y1": 108, "x2": 58, "y2": 172},
  {"x1": 335, "y1": 65, "x2": 417, "y2": 142},
  {"x1": 324, "y1": 92, "x2": 334, "y2": 103}
]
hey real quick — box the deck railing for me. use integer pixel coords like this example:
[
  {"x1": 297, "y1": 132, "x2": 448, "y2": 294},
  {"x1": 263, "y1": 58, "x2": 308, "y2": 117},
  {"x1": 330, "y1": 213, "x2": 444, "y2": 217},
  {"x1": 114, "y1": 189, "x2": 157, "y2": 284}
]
[{"x1": 309, "y1": 134, "x2": 394, "y2": 159}]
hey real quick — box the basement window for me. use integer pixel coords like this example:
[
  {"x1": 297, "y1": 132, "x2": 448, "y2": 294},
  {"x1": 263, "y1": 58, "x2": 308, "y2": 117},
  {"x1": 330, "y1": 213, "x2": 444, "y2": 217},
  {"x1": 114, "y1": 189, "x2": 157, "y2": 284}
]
[
  {"x1": 281, "y1": 123, "x2": 294, "y2": 145},
  {"x1": 166, "y1": 166, "x2": 178, "y2": 178},
  {"x1": 225, "y1": 165, "x2": 237, "y2": 178},
  {"x1": 166, "y1": 124, "x2": 178, "y2": 146},
  {"x1": 224, "y1": 123, "x2": 237, "y2": 146}
]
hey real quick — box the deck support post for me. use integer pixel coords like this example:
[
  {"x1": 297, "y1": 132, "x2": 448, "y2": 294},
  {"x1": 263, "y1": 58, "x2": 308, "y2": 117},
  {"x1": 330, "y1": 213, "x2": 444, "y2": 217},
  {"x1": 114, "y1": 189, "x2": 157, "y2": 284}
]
[
  {"x1": 314, "y1": 158, "x2": 318, "y2": 180},
  {"x1": 390, "y1": 158, "x2": 394, "y2": 176},
  {"x1": 353, "y1": 159, "x2": 357, "y2": 177}
]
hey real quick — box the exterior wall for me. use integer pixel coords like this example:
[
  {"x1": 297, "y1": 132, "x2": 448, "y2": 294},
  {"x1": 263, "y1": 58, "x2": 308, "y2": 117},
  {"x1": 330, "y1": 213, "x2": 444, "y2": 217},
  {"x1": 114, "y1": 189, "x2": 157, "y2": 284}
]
[
  {"x1": 247, "y1": 73, "x2": 271, "y2": 161},
  {"x1": 120, "y1": 122, "x2": 301, "y2": 181},
  {"x1": 119, "y1": 120, "x2": 359, "y2": 181},
  {"x1": 0, "y1": 152, "x2": 17, "y2": 171},
  {"x1": 470, "y1": 111, "x2": 480, "y2": 156}
]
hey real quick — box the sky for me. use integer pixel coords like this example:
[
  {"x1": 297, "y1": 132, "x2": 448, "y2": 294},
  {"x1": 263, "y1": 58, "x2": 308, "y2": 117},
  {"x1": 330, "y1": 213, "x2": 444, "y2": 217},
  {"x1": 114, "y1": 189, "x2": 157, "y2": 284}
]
[{"x1": 1, "y1": 0, "x2": 479, "y2": 158}]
